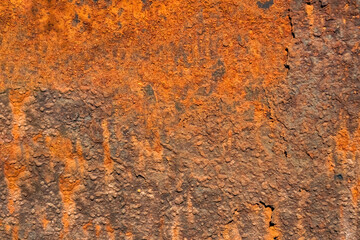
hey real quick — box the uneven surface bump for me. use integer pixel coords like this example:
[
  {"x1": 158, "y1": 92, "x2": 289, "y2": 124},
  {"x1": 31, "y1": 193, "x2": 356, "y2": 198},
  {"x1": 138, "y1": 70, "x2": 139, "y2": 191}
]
[{"x1": 0, "y1": 0, "x2": 359, "y2": 239}]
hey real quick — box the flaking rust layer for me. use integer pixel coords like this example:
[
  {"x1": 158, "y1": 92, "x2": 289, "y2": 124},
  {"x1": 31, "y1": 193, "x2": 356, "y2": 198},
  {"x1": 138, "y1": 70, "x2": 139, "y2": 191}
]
[{"x1": 0, "y1": 0, "x2": 359, "y2": 239}]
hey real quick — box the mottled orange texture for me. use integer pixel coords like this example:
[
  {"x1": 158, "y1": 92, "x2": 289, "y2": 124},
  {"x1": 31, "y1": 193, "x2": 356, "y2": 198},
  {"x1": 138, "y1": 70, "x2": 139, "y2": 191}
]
[
  {"x1": 59, "y1": 176, "x2": 81, "y2": 238},
  {"x1": 335, "y1": 118, "x2": 360, "y2": 206},
  {"x1": 46, "y1": 135, "x2": 75, "y2": 171},
  {"x1": 45, "y1": 134, "x2": 82, "y2": 238},
  {"x1": 0, "y1": 0, "x2": 359, "y2": 239},
  {"x1": 0, "y1": 0, "x2": 291, "y2": 99},
  {"x1": 106, "y1": 223, "x2": 115, "y2": 240}
]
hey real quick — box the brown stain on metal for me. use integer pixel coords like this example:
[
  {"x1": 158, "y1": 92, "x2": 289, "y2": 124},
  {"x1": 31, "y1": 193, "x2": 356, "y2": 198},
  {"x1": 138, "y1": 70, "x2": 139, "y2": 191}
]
[
  {"x1": 102, "y1": 119, "x2": 113, "y2": 175},
  {"x1": 75, "y1": 138, "x2": 87, "y2": 177}
]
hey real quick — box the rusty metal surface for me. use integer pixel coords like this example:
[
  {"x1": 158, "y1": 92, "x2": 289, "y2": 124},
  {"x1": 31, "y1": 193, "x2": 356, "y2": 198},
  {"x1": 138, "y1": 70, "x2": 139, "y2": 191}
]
[{"x1": 0, "y1": 0, "x2": 359, "y2": 239}]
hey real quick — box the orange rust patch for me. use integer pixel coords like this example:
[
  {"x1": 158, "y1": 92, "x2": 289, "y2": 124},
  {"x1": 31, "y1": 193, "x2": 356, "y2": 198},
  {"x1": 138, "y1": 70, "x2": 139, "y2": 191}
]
[
  {"x1": 336, "y1": 127, "x2": 351, "y2": 153},
  {"x1": 305, "y1": 4, "x2": 314, "y2": 26},
  {"x1": 334, "y1": 120, "x2": 360, "y2": 169},
  {"x1": 125, "y1": 231, "x2": 133, "y2": 240},
  {"x1": 5, "y1": 224, "x2": 11, "y2": 234},
  {"x1": 46, "y1": 135, "x2": 76, "y2": 172},
  {"x1": 42, "y1": 215, "x2": 49, "y2": 230},
  {"x1": 12, "y1": 225, "x2": 19, "y2": 240},
  {"x1": 3, "y1": 90, "x2": 31, "y2": 215},
  {"x1": 0, "y1": 0, "x2": 291, "y2": 102},
  {"x1": 59, "y1": 176, "x2": 81, "y2": 237},
  {"x1": 223, "y1": 222, "x2": 241, "y2": 240},
  {"x1": 171, "y1": 214, "x2": 181, "y2": 240},
  {"x1": 264, "y1": 207, "x2": 280, "y2": 240},
  {"x1": 106, "y1": 224, "x2": 115, "y2": 240},
  {"x1": 351, "y1": 180, "x2": 360, "y2": 206},
  {"x1": 83, "y1": 220, "x2": 92, "y2": 231},
  {"x1": 4, "y1": 162, "x2": 26, "y2": 214},
  {"x1": 95, "y1": 224, "x2": 101, "y2": 237}
]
